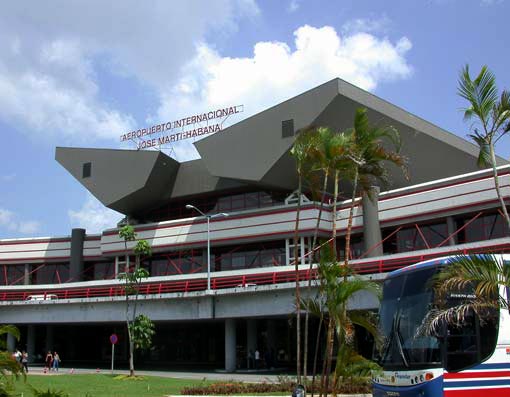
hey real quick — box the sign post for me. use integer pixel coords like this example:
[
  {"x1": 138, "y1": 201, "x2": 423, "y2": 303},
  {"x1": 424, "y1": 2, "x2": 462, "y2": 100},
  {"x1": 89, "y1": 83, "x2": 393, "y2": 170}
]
[{"x1": 110, "y1": 334, "x2": 118, "y2": 374}]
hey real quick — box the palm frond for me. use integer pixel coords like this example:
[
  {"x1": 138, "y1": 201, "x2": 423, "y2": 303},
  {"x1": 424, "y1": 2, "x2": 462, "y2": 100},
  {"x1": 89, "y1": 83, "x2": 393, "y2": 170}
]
[{"x1": 458, "y1": 65, "x2": 498, "y2": 125}]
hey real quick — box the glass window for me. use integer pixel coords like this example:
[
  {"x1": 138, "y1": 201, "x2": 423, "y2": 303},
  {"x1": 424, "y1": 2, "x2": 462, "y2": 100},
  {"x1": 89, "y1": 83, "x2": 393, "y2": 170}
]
[
  {"x1": 456, "y1": 213, "x2": 506, "y2": 244},
  {"x1": 1, "y1": 264, "x2": 26, "y2": 285},
  {"x1": 379, "y1": 268, "x2": 442, "y2": 370},
  {"x1": 445, "y1": 307, "x2": 499, "y2": 372},
  {"x1": 93, "y1": 262, "x2": 114, "y2": 280}
]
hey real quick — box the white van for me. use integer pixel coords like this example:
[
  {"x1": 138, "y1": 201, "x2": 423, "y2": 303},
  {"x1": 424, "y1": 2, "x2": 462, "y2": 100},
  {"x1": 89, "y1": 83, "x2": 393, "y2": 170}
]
[{"x1": 26, "y1": 294, "x2": 58, "y2": 301}]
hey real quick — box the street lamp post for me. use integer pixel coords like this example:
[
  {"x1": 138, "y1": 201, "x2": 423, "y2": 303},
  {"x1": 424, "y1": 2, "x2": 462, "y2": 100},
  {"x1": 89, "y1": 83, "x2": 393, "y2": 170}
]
[{"x1": 185, "y1": 204, "x2": 228, "y2": 292}]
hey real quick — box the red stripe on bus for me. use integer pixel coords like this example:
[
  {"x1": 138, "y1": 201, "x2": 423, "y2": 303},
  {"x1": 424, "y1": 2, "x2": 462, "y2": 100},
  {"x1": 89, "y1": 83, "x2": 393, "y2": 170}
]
[
  {"x1": 445, "y1": 371, "x2": 510, "y2": 379},
  {"x1": 445, "y1": 387, "x2": 510, "y2": 397}
]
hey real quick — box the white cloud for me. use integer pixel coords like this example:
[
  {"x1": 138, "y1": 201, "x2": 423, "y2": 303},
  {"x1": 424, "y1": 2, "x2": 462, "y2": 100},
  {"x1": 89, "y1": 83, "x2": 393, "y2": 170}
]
[
  {"x1": 341, "y1": 15, "x2": 392, "y2": 35},
  {"x1": 0, "y1": 1, "x2": 259, "y2": 144},
  {"x1": 156, "y1": 24, "x2": 413, "y2": 160},
  {"x1": 69, "y1": 194, "x2": 123, "y2": 233},
  {"x1": 0, "y1": 208, "x2": 41, "y2": 235}
]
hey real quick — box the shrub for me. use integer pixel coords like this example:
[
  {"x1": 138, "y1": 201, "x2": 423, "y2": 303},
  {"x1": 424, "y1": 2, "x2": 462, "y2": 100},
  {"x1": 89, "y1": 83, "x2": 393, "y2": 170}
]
[
  {"x1": 181, "y1": 377, "x2": 371, "y2": 395},
  {"x1": 29, "y1": 387, "x2": 69, "y2": 397}
]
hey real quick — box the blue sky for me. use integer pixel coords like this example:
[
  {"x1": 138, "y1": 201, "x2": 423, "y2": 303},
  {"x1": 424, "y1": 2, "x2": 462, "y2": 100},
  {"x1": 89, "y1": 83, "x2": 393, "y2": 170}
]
[{"x1": 0, "y1": 0, "x2": 509, "y2": 238}]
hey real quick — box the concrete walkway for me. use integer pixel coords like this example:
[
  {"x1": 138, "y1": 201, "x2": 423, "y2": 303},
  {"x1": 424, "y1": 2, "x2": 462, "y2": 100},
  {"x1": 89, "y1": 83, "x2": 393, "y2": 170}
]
[{"x1": 25, "y1": 366, "x2": 284, "y2": 383}]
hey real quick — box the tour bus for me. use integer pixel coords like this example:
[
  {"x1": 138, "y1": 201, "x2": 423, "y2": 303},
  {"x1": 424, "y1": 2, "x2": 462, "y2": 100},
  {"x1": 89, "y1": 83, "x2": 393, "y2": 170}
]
[{"x1": 372, "y1": 255, "x2": 510, "y2": 397}]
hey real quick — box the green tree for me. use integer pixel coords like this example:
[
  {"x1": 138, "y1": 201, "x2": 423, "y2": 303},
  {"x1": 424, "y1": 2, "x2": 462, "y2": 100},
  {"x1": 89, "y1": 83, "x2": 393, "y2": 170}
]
[
  {"x1": 301, "y1": 126, "x2": 335, "y2": 381},
  {"x1": 423, "y1": 254, "x2": 509, "y2": 334},
  {"x1": 302, "y1": 127, "x2": 353, "y2": 381},
  {"x1": 0, "y1": 325, "x2": 24, "y2": 397},
  {"x1": 300, "y1": 296, "x2": 326, "y2": 397},
  {"x1": 343, "y1": 108, "x2": 407, "y2": 266},
  {"x1": 316, "y1": 253, "x2": 381, "y2": 396},
  {"x1": 118, "y1": 225, "x2": 155, "y2": 377},
  {"x1": 290, "y1": 128, "x2": 318, "y2": 383},
  {"x1": 458, "y1": 65, "x2": 510, "y2": 233}
]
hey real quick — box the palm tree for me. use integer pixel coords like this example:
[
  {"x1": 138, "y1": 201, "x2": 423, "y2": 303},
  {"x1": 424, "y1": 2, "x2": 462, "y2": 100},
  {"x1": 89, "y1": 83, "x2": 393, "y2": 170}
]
[
  {"x1": 317, "y1": 256, "x2": 381, "y2": 396},
  {"x1": 328, "y1": 132, "x2": 355, "y2": 259},
  {"x1": 0, "y1": 325, "x2": 24, "y2": 396},
  {"x1": 343, "y1": 108, "x2": 407, "y2": 266},
  {"x1": 302, "y1": 126, "x2": 351, "y2": 380},
  {"x1": 458, "y1": 65, "x2": 510, "y2": 233},
  {"x1": 300, "y1": 296, "x2": 326, "y2": 397},
  {"x1": 423, "y1": 254, "x2": 509, "y2": 335},
  {"x1": 290, "y1": 128, "x2": 317, "y2": 383}
]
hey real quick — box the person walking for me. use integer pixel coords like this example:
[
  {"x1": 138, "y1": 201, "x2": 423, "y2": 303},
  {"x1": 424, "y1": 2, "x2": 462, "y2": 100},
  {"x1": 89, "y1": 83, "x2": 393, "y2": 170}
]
[
  {"x1": 14, "y1": 349, "x2": 22, "y2": 364},
  {"x1": 52, "y1": 352, "x2": 60, "y2": 372},
  {"x1": 254, "y1": 349, "x2": 260, "y2": 369},
  {"x1": 21, "y1": 351, "x2": 28, "y2": 372},
  {"x1": 45, "y1": 351, "x2": 53, "y2": 372}
]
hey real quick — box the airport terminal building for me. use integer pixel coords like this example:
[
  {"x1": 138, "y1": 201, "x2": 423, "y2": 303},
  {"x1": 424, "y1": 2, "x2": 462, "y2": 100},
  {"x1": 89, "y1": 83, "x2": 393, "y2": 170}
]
[{"x1": 0, "y1": 78, "x2": 509, "y2": 370}]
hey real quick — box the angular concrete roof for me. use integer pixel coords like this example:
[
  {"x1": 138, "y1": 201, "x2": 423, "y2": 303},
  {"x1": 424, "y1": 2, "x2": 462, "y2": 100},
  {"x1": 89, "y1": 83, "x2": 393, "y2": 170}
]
[
  {"x1": 195, "y1": 78, "x2": 484, "y2": 187},
  {"x1": 55, "y1": 147, "x2": 179, "y2": 214},
  {"x1": 56, "y1": 78, "x2": 493, "y2": 216}
]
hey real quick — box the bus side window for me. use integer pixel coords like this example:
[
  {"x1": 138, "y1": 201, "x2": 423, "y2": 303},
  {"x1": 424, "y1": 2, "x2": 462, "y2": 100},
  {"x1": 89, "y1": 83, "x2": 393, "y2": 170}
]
[
  {"x1": 445, "y1": 308, "x2": 498, "y2": 372},
  {"x1": 507, "y1": 286, "x2": 510, "y2": 314},
  {"x1": 504, "y1": 261, "x2": 509, "y2": 314}
]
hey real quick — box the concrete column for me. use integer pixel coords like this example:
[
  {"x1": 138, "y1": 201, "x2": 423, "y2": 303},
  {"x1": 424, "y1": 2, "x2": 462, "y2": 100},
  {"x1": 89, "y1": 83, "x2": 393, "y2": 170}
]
[
  {"x1": 24, "y1": 264, "x2": 31, "y2": 285},
  {"x1": 266, "y1": 320, "x2": 276, "y2": 350},
  {"x1": 446, "y1": 216, "x2": 457, "y2": 246},
  {"x1": 362, "y1": 186, "x2": 383, "y2": 257},
  {"x1": 70, "y1": 228, "x2": 86, "y2": 281},
  {"x1": 27, "y1": 325, "x2": 35, "y2": 363},
  {"x1": 225, "y1": 319, "x2": 236, "y2": 372},
  {"x1": 45, "y1": 325, "x2": 54, "y2": 353},
  {"x1": 247, "y1": 319, "x2": 257, "y2": 368},
  {"x1": 202, "y1": 248, "x2": 209, "y2": 272},
  {"x1": 6, "y1": 332, "x2": 16, "y2": 352}
]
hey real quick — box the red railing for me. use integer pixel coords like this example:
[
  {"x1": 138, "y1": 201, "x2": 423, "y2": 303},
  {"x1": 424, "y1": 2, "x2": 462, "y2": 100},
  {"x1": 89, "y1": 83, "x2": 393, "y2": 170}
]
[{"x1": 1, "y1": 241, "x2": 508, "y2": 302}]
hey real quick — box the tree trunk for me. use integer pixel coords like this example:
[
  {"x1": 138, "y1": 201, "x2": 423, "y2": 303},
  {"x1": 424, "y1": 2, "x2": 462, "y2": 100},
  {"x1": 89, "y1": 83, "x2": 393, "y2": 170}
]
[
  {"x1": 332, "y1": 170, "x2": 340, "y2": 261},
  {"x1": 322, "y1": 318, "x2": 335, "y2": 397},
  {"x1": 344, "y1": 168, "x2": 358, "y2": 267},
  {"x1": 129, "y1": 340, "x2": 135, "y2": 377},
  {"x1": 311, "y1": 316, "x2": 323, "y2": 397},
  {"x1": 490, "y1": 145, "x2": 510, "y2": 234},
  {"x1": 293, "y1": 175, "x2": 303, "y2": 383},
  {"x1": 304, "y1": 171, "x2": 329, "y2": 381}
]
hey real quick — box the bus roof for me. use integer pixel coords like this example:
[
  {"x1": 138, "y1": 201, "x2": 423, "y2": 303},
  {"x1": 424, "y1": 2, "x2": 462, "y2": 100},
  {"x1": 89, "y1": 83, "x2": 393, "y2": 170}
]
[
  {"x1": 387, "y1": 257, "x2": 448, "y2": 279},
  {"x1": 387, "y1": 254, "x2": 510, "y2": 280}
]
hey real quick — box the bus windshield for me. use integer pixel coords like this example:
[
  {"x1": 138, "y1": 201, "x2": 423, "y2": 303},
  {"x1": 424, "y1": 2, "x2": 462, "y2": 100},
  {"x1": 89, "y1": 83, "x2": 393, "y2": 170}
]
[{"x1": 378, "y1": 266, "x2": 442, "y2": 370}]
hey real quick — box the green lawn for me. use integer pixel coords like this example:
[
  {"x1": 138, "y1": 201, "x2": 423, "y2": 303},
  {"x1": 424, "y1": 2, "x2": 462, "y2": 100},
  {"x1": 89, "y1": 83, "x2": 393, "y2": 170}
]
[{"x1": 13, "y1": 374, "x2": 211, "y2": 397}]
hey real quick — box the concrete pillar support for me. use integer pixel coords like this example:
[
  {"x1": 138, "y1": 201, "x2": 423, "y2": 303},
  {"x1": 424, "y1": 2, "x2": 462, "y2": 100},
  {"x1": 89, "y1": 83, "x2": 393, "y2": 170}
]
[
  {"x1": 225, "y1": 319, "x2": 236, "y2": 372},
  {"x1": 6, "y1": 332, "x2": 16, "y2": 352},
  {"x1": 70, "y1": 228, "x2": 86, "y2": 281},
  {"x1": 266, "y1": 319, "x2": 276, "y2": 350},
  {"x1": 362, "y1": 186, "x2": 383, "y2": 257},
  {"x1": 45, "y1": 325, "x2": 54, "y2": 353},
  {"x1": 24, "y1": 264, "x2": 31, "y2": 285},
  {"x1": 446, "y1": 216, "x2": 457, "y2": 246},
  {"x1": 27, "y1": 325, "x2": 35, "y2": 363},
  {"x1": 247, "y1": 319, "x2": 257, "y2": 368}
]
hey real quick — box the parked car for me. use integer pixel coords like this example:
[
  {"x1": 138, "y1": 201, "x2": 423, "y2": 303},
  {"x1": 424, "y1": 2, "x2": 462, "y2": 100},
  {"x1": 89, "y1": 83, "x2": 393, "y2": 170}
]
[{"x1": 26, "y1": 294, "x2": 58, "y2": 301}]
